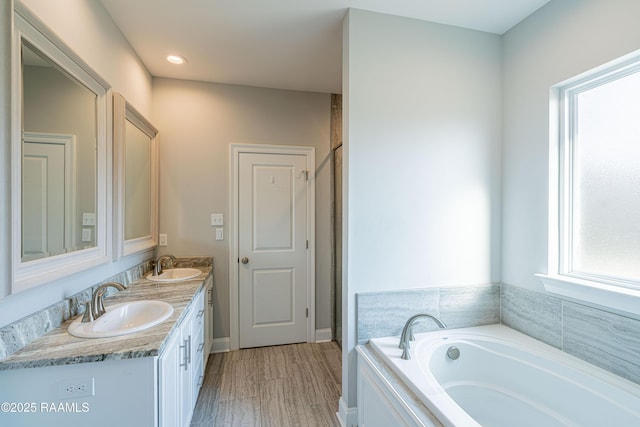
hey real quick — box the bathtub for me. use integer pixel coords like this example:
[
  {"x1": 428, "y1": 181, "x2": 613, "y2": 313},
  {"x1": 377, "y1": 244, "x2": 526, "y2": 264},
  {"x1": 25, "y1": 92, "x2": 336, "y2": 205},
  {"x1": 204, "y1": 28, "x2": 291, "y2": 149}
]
[{"x1": 368, "y1": 324, "x2": 640, "y2": 427}]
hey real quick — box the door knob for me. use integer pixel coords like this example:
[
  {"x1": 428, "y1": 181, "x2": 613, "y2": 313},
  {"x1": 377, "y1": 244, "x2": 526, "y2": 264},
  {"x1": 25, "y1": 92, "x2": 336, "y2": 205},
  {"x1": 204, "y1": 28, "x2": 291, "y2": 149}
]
[{"x1": 241, "y1": 257, "x2": 249, "y2": 264}]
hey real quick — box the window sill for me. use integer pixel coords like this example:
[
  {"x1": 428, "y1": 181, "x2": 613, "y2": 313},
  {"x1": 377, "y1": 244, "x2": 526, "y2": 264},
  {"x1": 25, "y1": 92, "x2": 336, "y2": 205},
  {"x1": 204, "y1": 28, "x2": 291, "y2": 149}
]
[{"x1": 535, "y1": 274, "x2": 640, "y2": 317}]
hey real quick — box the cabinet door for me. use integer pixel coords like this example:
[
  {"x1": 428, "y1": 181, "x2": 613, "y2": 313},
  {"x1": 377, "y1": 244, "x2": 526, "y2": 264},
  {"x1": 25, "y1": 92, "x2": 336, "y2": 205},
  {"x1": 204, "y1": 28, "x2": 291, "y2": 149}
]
[
  {"x1": 204, "y1": 275, "x2": 214, "y2": 365},
  {"x1": 159, "y1": 328, "x2": 181, "y2": 427},
  {"x1": 191, "y1": 288, "x2": 206, "y2": 406},
  {"x1": 179, "y1": 312, "x2": 194, "y2": 427},
  {"x1": 160, "y1": 288, "x2": 206, "y2": 427}
]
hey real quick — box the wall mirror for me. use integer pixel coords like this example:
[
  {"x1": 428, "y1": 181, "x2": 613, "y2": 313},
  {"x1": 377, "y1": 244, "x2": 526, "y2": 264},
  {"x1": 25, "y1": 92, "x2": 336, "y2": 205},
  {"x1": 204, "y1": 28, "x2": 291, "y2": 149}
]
[
  {"x1": 113, "y1": 93, "x2": 159, "y2": 258},
  {"x1": 11, "y1": 4, "x2": 111, "y2": 293}
]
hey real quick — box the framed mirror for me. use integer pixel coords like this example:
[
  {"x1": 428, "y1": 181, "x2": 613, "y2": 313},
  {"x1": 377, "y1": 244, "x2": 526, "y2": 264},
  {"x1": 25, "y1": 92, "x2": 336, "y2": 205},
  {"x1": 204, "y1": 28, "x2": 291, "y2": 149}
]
[
  {"x1": 113, "y1": 93, "x2": 159, "y2": 258},
  {"x1": 11, "y1": 4, "x2": 111, "y2": 293}
]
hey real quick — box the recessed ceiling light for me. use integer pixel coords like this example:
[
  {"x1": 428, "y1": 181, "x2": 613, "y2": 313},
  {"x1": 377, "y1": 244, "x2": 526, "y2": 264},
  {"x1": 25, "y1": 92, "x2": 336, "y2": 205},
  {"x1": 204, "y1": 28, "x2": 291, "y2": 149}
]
[{"x1": 166, "y1": 55, "x2": 187, "y2": 65}]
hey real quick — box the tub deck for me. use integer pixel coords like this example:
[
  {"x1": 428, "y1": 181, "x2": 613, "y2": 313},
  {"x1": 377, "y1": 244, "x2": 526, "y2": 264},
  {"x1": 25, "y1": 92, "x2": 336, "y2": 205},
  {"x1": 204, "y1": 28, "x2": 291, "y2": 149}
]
[{"x1": 367, "y1": 324, "x2": 640, "y2": 427}]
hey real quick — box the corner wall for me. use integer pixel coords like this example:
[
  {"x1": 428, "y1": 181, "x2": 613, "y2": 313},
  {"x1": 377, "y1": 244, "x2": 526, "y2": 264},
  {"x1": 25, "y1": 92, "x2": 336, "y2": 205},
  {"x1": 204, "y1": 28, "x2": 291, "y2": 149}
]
[
  {"x1": 151, "y1": 78, "x2": 332, "y2": 341},
  {"x1": 502, "y1": 0, "x2": 640, "y2": 291},
  {"x1": 342, "y1": 8, "x2": 502, "y2": 421}
]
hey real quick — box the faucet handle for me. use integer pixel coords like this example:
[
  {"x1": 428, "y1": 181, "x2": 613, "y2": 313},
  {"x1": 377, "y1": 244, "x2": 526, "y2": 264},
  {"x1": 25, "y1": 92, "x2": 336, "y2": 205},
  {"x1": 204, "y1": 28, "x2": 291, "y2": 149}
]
[
  {"x1": 401, "y1": 340, "x2": 412, "y2": 360},
  {"x1": 81, "y1": 302, "x2": 95, "y2": 323},
  {"x1": 96, "y1": 293, "x2": 106, "y2": 318}
]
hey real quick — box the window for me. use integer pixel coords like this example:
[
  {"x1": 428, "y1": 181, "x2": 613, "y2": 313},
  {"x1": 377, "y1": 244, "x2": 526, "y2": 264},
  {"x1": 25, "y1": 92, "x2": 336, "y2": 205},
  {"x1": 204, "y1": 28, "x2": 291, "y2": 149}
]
[{"x1": 539, "y1": 52, "x2": 640, "y2": 314}]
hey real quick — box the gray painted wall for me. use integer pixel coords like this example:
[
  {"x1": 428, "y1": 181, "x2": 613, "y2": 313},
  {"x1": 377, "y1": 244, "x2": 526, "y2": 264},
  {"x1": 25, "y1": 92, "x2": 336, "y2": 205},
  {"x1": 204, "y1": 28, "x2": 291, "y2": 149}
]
[{"x1": 152, "y1": 78, "x2": 332, "y2": 340}]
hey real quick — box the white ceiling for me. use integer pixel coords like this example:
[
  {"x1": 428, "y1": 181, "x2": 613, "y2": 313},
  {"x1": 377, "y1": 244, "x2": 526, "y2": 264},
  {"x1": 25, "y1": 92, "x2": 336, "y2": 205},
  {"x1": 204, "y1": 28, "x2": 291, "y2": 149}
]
[{"x1": 99, "y1": 0, "x2": 550, "y2": 94}]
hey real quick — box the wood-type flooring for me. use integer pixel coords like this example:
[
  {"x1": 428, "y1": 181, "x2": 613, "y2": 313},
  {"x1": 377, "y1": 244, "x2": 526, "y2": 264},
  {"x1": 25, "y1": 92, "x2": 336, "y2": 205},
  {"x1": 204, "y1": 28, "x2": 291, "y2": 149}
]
[{"x1": 190, "y1": 341, "x2": 342, "y2": 426}]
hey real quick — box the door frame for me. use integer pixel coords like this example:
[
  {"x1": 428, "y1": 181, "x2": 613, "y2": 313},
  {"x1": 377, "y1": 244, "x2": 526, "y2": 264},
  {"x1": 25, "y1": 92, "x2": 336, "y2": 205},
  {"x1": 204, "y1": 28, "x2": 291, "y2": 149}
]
[{"x1": 229, "y1": 143, "x2": 315, "y2": 351}]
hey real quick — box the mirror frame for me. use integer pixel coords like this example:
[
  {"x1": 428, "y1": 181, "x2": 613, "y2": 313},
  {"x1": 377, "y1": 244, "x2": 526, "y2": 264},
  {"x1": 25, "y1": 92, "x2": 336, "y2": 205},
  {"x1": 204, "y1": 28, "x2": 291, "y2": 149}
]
[
  {"x1": 113, "y1": 93, "x2": 159, "y2": 259},
  {"x1": 11, "y1": 3, "x2": 112, "y2": 293}
]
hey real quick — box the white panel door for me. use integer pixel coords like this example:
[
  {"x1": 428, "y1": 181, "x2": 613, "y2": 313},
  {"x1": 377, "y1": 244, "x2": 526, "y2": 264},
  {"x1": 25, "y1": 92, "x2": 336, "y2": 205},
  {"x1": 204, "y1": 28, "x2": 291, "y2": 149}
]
[
  {"x1": 22, "y1": 141, "x2": 66, "y2": 260},
  {"x1": 238, "y1": 152, "x2": 309, "y2": 348}
]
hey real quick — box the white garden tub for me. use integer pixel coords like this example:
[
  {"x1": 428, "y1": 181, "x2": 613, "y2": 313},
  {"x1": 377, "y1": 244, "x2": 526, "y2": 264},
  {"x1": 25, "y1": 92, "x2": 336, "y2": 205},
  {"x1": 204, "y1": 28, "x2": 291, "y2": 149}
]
[{"x1": 369, "y1": 324, "x2": 640, "y2": 427}]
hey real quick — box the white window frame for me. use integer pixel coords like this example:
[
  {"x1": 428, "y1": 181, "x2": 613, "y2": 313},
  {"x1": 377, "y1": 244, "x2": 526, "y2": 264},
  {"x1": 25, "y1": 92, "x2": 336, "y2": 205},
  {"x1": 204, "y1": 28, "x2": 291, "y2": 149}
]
[{"x1": 537, "y1": 50, "x2": 640, "y2": 315}]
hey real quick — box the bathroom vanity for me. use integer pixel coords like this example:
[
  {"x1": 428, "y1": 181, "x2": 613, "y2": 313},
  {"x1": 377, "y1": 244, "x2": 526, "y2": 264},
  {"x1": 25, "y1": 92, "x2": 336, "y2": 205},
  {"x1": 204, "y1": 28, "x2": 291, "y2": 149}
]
[{"x1": 0, "y1": 267, "x2": 213, "y2": 427}]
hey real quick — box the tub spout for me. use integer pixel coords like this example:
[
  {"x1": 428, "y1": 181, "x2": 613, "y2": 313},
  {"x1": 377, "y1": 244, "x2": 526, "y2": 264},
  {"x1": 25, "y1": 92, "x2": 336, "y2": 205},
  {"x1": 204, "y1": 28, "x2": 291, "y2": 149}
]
[{"x1": 399, "y1": 313, "x2": 447, "y2": 360}]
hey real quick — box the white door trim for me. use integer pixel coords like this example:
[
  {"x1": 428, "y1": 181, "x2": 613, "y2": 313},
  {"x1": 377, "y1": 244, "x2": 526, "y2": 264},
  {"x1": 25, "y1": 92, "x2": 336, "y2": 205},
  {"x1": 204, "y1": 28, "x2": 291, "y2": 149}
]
[{"x1": 229, "y1": 143, "x2": 315, "y2": 351}]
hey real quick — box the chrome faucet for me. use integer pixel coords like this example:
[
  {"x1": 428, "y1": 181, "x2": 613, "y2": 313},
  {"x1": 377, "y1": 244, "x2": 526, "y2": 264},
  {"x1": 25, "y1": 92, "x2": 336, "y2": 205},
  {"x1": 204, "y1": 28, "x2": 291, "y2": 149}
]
[
  {"x1": 83, "y1": 282, "x2": 126, "y2": 322},
  {"x1": 153, "y1": 254, "x2": 177, "y2": 276},
  {"x1": 398, "y1": 313, "x2": 447, "y2": 360}
]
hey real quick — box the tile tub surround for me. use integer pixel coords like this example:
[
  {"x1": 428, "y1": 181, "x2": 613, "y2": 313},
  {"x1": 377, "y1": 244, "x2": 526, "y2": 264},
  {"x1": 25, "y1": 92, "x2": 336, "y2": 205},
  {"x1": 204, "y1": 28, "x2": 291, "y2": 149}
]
[
  {"x1": 356, "y1": 284, "x2": 500, "y2": 344},
  {"x1": 0, "y1": 266, "x2": 212, "y2": 370},
  {"x1": 357, "y1": 283, "x2": 640, "y2": 386},
  {"x1": 501, "y1": 283, "x2": 640, "y2": 385},
  {"x1": 0, "y1": 256, "x2": 214, "y2": 361}
]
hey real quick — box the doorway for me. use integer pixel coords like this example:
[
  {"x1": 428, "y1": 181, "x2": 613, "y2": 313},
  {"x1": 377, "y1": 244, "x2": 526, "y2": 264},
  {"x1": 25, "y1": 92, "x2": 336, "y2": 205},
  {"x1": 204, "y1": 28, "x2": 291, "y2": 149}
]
[
  {"x1": 229, "y1": 144, "x2": 316, "y2": 350},
  {"x1": 330, "y1": 94, "x2": 343, "y2": 348}
]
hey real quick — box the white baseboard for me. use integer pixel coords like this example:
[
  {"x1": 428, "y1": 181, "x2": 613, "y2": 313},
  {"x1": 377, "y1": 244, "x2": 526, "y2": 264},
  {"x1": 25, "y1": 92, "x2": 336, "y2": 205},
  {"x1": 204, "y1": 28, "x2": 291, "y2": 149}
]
[
  {"x1": 337, "y1": 396, "x2": 358, "y2": 427},
  {"x1": 212, "y1": 331, "x2": 334, "y2": 353},
  {"x1": 315, "y1": 328, "x2": 333, "y2": 342},
  {"x1": 211, "y1": 337, "x2": 230, "y2": 353}
]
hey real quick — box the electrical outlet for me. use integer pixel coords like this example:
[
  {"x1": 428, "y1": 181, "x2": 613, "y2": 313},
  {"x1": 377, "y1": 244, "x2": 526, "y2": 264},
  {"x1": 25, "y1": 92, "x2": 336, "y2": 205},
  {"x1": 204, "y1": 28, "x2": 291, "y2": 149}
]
[
  {"x1": 215, "y1": 228, "x2": 224, "y2": 240},
  {"x1": 58, "y1": 378, "x2": 95, "y2": 399},
  {"x1": 159, "y1": 234, "x2": 168, "y2": 246}
]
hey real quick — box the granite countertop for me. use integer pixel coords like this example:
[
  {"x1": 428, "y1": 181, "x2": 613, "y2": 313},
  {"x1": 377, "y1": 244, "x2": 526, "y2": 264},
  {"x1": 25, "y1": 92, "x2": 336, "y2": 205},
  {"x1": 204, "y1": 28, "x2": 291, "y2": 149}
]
[{"x1": 0, "y1": 267, "x2": 212, "y2": 371}]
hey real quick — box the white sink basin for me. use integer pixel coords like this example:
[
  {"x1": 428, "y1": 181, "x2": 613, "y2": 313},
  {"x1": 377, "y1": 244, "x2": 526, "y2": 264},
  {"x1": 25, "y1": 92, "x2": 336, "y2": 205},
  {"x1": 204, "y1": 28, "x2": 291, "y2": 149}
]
[
  {"x1": 68, "y1": 300, "x2": 174, "y2": 338},
  {"x1": 146, "y1": 268, "x2": 201, "y2": 282}
]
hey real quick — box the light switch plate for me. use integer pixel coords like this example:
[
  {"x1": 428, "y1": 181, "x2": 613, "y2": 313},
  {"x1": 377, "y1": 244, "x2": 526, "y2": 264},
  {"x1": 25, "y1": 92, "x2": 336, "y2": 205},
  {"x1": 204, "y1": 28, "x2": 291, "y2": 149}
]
[
  {"x1": 82, "y1": 212, "x2": 96, "y2": 226},
  {"x1": 211, "y1": 213, "x2": 224, "y2": 226}
]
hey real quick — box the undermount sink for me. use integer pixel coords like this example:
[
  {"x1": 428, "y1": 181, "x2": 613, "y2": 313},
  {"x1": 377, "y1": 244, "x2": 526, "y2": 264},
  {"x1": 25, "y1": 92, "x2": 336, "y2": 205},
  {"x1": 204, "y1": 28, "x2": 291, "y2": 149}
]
[
  {"x1": 68, "y1": 300, "x2": 174, "y2": 338},
  {"x1": 146, "y1": 268, "x2": 201, "y2": 282}
]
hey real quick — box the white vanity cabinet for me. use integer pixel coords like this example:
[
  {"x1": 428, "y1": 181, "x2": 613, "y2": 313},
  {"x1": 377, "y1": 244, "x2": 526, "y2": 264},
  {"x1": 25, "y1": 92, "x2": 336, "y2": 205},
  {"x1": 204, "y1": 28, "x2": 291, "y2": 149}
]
[
  {"x1": 0, "y1": 295, "x2": 207, "y2": 427},
  {"x1": 0, "y1": 268, "x2": 213, "y2": 427},
  {"x1": 159, "y1": 286, "x2": 205, "y2": 427},
  {"x1": 0, "y1": 357, "x2": 157, "y2": 427},
  {"x1": 203, "y1": 274, "x2": 214, "y2": 366}
]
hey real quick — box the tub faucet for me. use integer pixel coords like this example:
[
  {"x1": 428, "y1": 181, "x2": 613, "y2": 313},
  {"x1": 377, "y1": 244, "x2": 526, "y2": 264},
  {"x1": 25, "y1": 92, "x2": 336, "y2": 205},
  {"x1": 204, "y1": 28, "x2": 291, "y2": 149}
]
[
  {"x1": 398, "y1": 313, "x2": 447, "y2": 360},
  {"x1": 83, "y1": 282, "x2": 126, "y2": 322},
  {"x1": 153, "y1": 254, "x2": 177, "y2": 276}
]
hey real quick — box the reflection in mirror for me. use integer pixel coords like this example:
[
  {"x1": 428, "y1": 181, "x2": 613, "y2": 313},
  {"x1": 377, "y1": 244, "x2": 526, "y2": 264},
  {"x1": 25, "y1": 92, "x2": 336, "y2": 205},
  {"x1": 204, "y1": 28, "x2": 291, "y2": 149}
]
[
  {"x1": 114, "y1": 93, "x2": 158, "y2": 258},
  {"x1": 125, "y1": 120, "x2": 152, "y2": 240},
  {"x1": 21, "y1": 41, "x2": 97, "y2": 261},
  {"x1": 12, "y1": 5, "x2": 111, "y2": 294}
]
